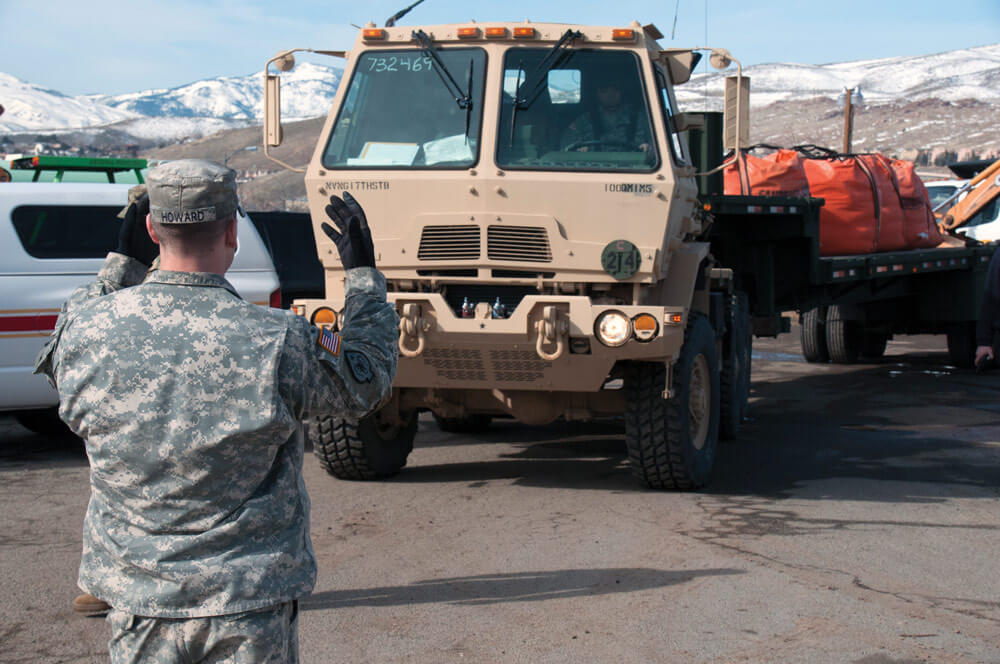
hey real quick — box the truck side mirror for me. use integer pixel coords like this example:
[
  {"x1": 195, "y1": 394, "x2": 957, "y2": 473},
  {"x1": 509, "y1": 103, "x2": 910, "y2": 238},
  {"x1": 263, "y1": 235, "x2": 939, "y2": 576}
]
[
  {"x1": 265, "y1": 73, "x2": 283, "y2": 147},
  {"x1": 723, "y1": 75, "x2": 750, "y2": 151}
]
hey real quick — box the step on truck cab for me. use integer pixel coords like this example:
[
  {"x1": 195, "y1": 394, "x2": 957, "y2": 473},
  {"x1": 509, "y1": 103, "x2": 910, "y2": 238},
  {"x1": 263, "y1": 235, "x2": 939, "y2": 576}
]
[{"x1": 265, "y1": 21, "x2": 752, "y2": 489}]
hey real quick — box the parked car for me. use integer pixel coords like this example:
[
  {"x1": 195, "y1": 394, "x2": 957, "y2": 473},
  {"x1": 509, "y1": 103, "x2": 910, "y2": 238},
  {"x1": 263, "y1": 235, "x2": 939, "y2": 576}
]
[
  {"x1": 925, "y1": 178, "x2": 1000, "y2": 243},
  {"x1": 0, "y1": 181, "x2": 282, "y2": 433}
]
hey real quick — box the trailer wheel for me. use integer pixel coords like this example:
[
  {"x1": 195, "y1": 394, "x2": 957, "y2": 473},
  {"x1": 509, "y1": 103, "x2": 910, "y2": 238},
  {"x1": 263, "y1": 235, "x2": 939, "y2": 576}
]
[
  {"x1": 625, "y1": 313, "x2": 720, "y2": 490},
  {"x1": 800, "y1": 307, "x2": 829, "y2": 363},
  {"x1": 312, "y1": 409, "x2": 417, "y2": 480},
  {"x1": 433, "y1": 413, "x2": 492, "y2": 433},
  {"x1": 720, "y1": 292, "x2": 752, "y2": 440},
  {"x1": 826, "y1": 305, "x2": 863, "y2": 364},
  {"x1": 946, "y1": 322, "x2": 977, "y2": 368}
]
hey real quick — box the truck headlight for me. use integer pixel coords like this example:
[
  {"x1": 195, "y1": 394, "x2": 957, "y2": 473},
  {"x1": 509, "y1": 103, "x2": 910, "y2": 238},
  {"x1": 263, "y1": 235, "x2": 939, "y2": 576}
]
[{"x1": 595, "y1": 310, "x2": 632, "y2": 347}]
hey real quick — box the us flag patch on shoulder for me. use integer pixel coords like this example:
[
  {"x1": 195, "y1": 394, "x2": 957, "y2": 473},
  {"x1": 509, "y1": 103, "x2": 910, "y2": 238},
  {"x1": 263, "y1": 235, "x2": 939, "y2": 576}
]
[{"x1": 317, "y1": 328, "x2": 341, "y2": 356}]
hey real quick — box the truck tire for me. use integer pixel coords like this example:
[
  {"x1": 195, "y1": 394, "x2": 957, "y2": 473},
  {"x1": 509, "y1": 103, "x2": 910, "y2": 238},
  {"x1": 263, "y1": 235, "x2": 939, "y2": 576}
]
[
  {"x1": 433, "y1": 413, "x2": 492, "y2": 433},
  {"x1": 946, "y1": 322, "x2": 977, "y2": 368},
  {"x1": 720, "y1": 292, "x2": 752, "y2": 440},
  {"x1": 625, "y1": 313, "x2": 720, "y2": 490},
  {"x1": 312, "y1": 410, "x2": 417, "y2": 480},
  {"x1": 825, "y1": 305, "x2": 863, "y2": 364},
  {"x1": 800, "y1": 307, "x2": 829, "y2": 363}
]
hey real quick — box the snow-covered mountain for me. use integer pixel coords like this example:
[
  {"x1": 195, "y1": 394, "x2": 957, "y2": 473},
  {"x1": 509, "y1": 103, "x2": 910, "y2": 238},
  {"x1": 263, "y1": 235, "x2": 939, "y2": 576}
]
[
  {"x1": 87, "y1": 62, "x2": 341, "y2": 121},
  {"x1": 675, "y1": 43, "x2": 1000, "y2": 110},
  {"x1": 0, "y1": 43, "x2": 996, "y2": 140},
  {"x1": 0, "y1": 62, "x2": 341, "y2": 138}
]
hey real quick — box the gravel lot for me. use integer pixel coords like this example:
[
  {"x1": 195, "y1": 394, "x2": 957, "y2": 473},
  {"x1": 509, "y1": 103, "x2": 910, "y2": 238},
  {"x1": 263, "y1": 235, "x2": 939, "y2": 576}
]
[{"x1": 2, "y1": 328, "x2": 999, "y2": 663}]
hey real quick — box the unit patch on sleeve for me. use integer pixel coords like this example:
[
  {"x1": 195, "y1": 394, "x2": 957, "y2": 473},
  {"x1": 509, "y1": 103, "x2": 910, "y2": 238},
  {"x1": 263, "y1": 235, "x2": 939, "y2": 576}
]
[
  {"x1": 317, "y1": 328, "x2": 341, "y2": 356},
  {"x1": 345, "y1": 350, "x2": 373, "y2": 384}
]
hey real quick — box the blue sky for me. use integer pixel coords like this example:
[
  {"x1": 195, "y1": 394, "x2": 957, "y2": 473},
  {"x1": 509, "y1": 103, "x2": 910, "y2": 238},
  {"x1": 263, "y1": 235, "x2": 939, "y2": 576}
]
[{"x1": 1, "y1": 0, "x2": 997, "y2": 95}]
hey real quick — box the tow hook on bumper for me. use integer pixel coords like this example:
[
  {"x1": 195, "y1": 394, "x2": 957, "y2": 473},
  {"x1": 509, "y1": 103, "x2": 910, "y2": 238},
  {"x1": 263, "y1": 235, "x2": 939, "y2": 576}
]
[
  {"x1": 535, "y1": 305, "x2": 569, "y2": 361},
  {"x1": 399, "y1": 303, "x2": 428, "y2": 358}
]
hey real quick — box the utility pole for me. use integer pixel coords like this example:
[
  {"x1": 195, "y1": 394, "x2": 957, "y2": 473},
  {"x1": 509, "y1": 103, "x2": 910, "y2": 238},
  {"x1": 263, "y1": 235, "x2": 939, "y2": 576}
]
[{"x1": 842, "y1": 87, "x2": 855, "y2": 154}]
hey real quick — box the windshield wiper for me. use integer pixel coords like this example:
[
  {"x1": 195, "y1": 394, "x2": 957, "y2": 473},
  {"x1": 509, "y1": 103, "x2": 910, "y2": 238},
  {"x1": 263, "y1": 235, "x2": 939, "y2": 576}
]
[
  {"x1": 412, "y1": 30, "x2": 473, "y2": 112},
  {"x1": 513, "y1": 29, "x2": 582, "y2": 110},
  {"x1": 508, "y1": 29, "x2": 582, "y2": 147}
]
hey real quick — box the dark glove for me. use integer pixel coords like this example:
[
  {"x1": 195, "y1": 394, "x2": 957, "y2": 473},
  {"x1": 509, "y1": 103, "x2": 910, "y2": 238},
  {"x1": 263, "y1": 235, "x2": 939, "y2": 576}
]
[
  {"x1": 321, "y1": 191, "x2": 375, "y2": 270},
  {"x1": 115, "y1": 191, "x2": 159, "y2": 266}
]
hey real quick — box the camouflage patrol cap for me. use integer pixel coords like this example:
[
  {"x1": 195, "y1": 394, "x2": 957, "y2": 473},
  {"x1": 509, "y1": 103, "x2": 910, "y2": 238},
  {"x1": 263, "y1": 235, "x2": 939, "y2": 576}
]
[{"x1": 146, "y1": 159, "x2": 238, "y2": 224}]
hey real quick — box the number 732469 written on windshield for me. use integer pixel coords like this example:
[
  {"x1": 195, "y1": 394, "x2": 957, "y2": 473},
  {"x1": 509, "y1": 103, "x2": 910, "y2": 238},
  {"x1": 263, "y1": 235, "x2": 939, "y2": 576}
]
[{"x1": 368, "y1": 55, "x2": 435, "y2": 73}]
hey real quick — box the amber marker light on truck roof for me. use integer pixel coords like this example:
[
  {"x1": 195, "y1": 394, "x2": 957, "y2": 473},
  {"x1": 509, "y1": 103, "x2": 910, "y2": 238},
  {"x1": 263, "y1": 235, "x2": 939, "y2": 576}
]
[
  {"x1": 484, "y1": 27, "x2": 507, "y2": 38},
  {"x1": 611, "y1": 29, "x2": 636, "y2": 41},
  {"x1": 513, "y1": 27, "x2": 536, "y2": 39},
  {"x1": 362, "y1": 28, "x2": 387, "y2": 41},
  {"x1": 457, "y1": 27, "x2": 480, "y2": 39}
]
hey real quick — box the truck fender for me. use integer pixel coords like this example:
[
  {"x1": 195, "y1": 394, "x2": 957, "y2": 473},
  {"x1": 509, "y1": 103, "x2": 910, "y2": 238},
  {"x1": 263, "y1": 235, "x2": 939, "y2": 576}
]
[{"x1": 658, "y1": 242, "x2": 711, "y2": 312}]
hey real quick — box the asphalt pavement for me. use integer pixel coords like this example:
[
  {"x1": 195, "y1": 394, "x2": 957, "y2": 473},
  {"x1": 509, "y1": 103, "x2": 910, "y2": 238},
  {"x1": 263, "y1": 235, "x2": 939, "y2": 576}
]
[{"x1": 2, "y1": 328, "x2": 999, "y2": 663}]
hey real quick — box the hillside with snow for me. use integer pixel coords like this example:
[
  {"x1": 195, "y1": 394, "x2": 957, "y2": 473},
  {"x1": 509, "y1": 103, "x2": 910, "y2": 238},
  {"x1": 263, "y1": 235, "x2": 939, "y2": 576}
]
[{"x1": 0, "y1": 43, "x2": 996, "y2": 157}]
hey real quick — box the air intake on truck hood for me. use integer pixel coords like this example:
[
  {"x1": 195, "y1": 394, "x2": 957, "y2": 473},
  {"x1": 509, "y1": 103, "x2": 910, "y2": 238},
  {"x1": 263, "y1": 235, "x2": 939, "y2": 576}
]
[
  {"x1": 487, "y1": 225, "x2": 552, "y2": 262},
  {"x1": 418, "y1": 225, "x2": 480, "y2": 260}
]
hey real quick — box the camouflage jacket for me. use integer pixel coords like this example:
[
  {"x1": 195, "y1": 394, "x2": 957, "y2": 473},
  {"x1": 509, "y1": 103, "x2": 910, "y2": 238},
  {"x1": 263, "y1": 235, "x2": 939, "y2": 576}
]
[
  {"x1": 562, "y1": 104, "x2": 651, "y2": 151},
  {"x1": 35, "y1": 253, "x2": 398, "y2": 618}
]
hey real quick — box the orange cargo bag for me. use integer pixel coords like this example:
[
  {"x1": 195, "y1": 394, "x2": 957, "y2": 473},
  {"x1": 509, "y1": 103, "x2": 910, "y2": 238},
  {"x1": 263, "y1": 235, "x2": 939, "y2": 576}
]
[
  {"x1": 890, "y1": 158, "x2": 944, "y2": 248},
  {"x1": 802, "y1": 157, "x2": 878, "y2": 256},
  {"x1": 724, "y1": 148, "x2": 810, "y2": 198},
  {"x1": 857, "y1": 154, "x2": 906, "y2": 252}
]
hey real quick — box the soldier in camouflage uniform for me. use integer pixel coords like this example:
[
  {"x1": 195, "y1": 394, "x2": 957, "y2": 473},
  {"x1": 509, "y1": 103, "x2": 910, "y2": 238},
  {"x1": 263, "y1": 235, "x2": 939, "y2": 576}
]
[
  {"x1": 35, "y1": 159, "x2": 398, "y2": 663},
  {"x1": 562, "y1": 76, "x2": 651, "y2": 154}
]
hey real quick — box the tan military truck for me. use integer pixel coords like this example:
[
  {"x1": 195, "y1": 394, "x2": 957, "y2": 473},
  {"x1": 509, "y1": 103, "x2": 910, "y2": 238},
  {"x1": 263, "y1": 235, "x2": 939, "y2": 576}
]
[{"x1": 262, "y1": 20, "x2": 757, "y2": 490}]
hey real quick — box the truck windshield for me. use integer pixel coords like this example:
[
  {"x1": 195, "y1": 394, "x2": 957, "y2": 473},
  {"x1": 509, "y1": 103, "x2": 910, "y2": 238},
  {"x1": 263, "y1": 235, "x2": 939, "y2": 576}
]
[
  {"x1": 322, "y1": 48, "x2": 486, "y2": 169},
  {"x1": 497, "y1": 49, "x2": 658, "y2": 172}
]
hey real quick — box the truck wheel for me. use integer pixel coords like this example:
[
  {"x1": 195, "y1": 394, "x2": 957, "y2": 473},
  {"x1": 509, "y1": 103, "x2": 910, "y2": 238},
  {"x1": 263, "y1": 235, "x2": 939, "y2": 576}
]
[
  {"x1": 800, "y1": 307, "x2": 829, "y2": 363},
  {"x1": 312, "y1": 410, "x2": 417, "y2": 480},
  {"x1": 720, "y1": 292, "x2": 752, "y2": 440},
  {"x1": 825, "y1": 305, "x2": 862, "y2": 364},
  {"x1": 625, "y1": 313, "x2": 720, "y2": 490},
  {"x1": 946, "y1": 322, "x2": 976, "y2": 368},
  {"x1": 433, "y1": 413, "x2": 492, "y2": 433}
]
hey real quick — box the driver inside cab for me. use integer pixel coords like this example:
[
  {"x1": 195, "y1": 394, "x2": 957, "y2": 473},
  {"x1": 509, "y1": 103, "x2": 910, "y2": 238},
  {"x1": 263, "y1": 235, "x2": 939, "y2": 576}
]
[{"x1": 562, "y1": 73, "x2": 651, "y2": 155}]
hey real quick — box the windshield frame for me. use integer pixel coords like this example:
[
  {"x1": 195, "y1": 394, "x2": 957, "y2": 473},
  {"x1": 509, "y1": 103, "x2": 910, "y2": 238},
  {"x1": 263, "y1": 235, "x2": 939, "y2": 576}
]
[
  {"x1": 321, "y1": 47, "x2": 488, "y2": 171},
  {"x1": 495, "y1": 47, "x2": 661, "y2": 174}
]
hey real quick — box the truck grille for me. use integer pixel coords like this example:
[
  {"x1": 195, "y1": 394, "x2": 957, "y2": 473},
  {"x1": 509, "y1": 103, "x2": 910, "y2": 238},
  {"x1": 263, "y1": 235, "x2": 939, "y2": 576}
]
[
  {"x1": 422, "y1": 348, "x2": 549, "y2": 383},
  {"x1": 417, "y1": 225, "x2": 480, "y2": 260},
  {"x1": 487, "y1": 226, "x2": 552, "y2": 262}
]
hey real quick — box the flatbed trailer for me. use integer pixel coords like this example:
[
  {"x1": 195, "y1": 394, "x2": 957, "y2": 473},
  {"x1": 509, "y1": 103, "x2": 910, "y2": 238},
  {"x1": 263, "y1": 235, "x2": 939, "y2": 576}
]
[{"x1": 706, "y1": 194, "x2": 996, "y2": 365}]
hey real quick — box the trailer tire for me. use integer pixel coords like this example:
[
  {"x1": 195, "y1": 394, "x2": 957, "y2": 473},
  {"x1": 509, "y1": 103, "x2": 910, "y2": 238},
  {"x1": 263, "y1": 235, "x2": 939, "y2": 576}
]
[
  {"x1": 800, "y1": 307, "x2": 829, "y2": 363},
  {"x1": 312, "y1": 410, "x2": 417, "y2": 480},
  {"x1": 946, "y1": 322, "x2": 977, "y2": 368},
  {"x1": 625, "y1": 313, "x2": 720, "y2": 490},
  {"x1": 826, "y1": 305, "x2": 863, "y2": 364},
  {"x1": 720, "y1": 292, "x2": 752, "y2": 440},
  {"x1": 433, "y1": 413, "x2": 492, "y2": 433}
]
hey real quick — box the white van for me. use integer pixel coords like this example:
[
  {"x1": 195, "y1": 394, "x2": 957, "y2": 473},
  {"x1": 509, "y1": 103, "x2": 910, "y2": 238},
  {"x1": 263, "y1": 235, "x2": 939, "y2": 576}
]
[{"x1": 0, "y1": 181, "x2": 282, "y2": 432}]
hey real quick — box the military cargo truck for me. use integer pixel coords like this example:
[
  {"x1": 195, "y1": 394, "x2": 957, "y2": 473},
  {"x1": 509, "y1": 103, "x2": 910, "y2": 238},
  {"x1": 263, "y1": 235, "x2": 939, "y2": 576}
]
[{"x1": 262, "y1": 20, "x2": 994, "y2": 490}]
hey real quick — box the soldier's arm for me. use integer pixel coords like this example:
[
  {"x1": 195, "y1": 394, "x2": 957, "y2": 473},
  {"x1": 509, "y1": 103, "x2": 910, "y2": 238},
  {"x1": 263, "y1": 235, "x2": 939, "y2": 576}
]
[
  {"x1": 34, "y1": 252, "x2": 150, "y2": 381},
  {"x1": 976, "y1": 246, "x2": 1000, "y2": 347},
  {"x1": 279, "y1": 267, "x2": 399, "y2": 421}
]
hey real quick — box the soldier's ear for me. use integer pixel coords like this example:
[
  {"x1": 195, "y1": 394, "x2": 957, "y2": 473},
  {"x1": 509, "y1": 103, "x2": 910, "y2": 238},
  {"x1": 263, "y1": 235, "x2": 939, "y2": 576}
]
[
  {"x1": 224, "y1": 216, "x2": 238, "y2": 249},
  {"x1": 146, "y1": 215, "x2": 161, "y2": 245}
]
